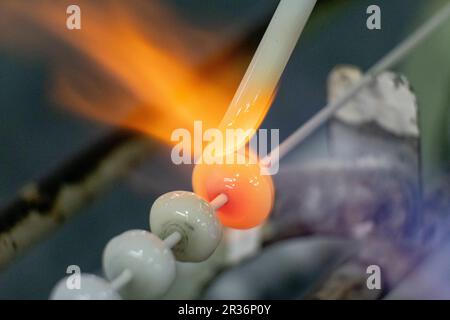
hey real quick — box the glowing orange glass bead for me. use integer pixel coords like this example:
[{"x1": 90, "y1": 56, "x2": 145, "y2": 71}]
[{"x1": 192, "y1": 155, "x2": 274, "y2": 229}]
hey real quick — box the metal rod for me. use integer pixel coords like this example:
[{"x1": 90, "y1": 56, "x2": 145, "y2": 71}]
[
  {"x1": 210, "y1": 193, "x2": 229, "y2": 211},
  {"x1": 163, "y1": 231, "x2": 182, "y2": 249},
  {"x1": 110, "y1": 268, "x2": 133, "y2": 291},
  {"x1": 264, "y1": 2, "x2": 450, "y2": 165}
]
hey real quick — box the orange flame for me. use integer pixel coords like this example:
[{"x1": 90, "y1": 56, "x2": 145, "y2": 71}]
[{"x1": 0, "y1": 0, "x2": 252, "y2": 145}]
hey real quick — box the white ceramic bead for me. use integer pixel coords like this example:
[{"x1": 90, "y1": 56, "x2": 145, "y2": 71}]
[
  {"x1": 50, "y1": 274, "x2": 121, "y2": 300},
  {"x1": 102, "y1": 230, "x2": 176, "y2": 299},
  {"x1": 150, "y1": 191, "x2": 222, "y2": 262}
]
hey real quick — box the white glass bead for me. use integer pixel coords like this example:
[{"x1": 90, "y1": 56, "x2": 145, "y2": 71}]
[
  {"x1": 50, "y1": 274, "x2": 121, "y2": 300},
  {"x1": 150, "y1": 191, "x2": 222, "y2": 262},
  {"x1": 102, "y1": 230, "x2": 176, "y2": 299}
]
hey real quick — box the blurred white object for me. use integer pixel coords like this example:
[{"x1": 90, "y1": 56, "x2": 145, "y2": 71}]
[
  {"x1": 225, "y1": 226, "x2": 262, "y2": 264},
  {"x1": 328, "y1": 65, "x2": 419, "y2": 137},
  {"x1": 150, "y1": 191, "x2": 222, "y2": 262},
  {"x1": 102, "y1": 230, "x2": 175, "y2": 299}
]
